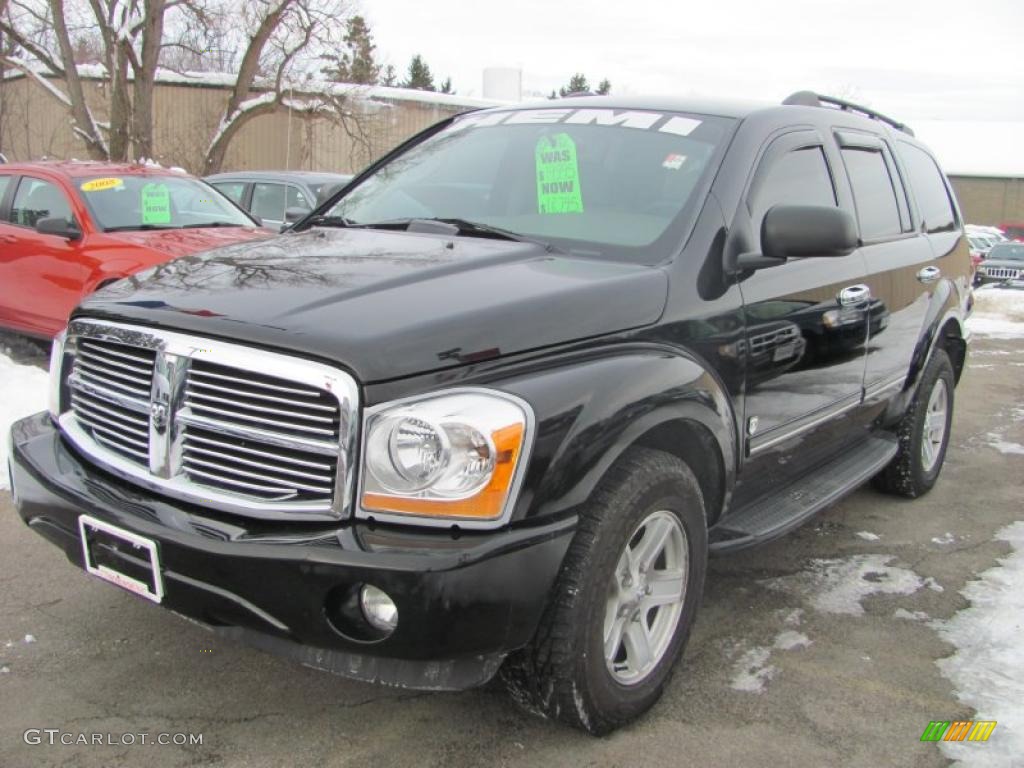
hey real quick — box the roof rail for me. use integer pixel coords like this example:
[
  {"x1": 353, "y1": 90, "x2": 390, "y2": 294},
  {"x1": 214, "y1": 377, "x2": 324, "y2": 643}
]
[{"x1": 782, "y1": 90, "x2": 914, "y2": 137}]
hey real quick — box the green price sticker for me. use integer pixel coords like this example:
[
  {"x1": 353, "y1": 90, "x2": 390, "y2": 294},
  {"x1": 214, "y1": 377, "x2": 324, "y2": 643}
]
[
  {"x1": 141, "y1": 183, "x2": 171, "y2": 225},
  {"x1": 536, "y1": 133, "x2": 583, "y2": 214}
]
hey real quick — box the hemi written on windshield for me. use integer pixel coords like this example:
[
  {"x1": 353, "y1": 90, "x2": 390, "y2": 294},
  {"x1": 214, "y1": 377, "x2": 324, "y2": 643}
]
[{"x1": 452, "y1": 109, "x2": 703, "y2": 136}]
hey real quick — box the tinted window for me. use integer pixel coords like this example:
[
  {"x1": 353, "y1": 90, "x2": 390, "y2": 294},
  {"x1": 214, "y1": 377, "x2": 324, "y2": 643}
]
[
  {"x1": 286, "y1": 185, "x2": 311, "y2": 211},
  {"x1": 0, "y1": 175, "x2": 11, "y2": 202},
  {"x1": 251, "y1": 183, "x2": 286, "y2": 221},
  {"x1": 841, "y1": 148, "x2": 902, "y2": 240},
  {"x1": 898, "y1": 142, "x2": 956, "y2": 233},
  {"x1": 213, "y1": 181, "x2": 246, "y2": 205},
  {"x1": 752, "y1": 146, "x2": 837, "y2": 233},
  {"x1": 10, "y1": 177, "x2": 73, "y2": 227}
]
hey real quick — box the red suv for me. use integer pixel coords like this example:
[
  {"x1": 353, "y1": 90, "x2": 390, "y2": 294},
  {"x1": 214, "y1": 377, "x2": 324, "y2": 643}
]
[{"x1": 0, "y1": 162, "x2": 271, "y2": 338}]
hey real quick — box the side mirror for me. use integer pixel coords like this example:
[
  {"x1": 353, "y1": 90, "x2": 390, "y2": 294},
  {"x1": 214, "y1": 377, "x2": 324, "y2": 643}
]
[
  {"x1": 36, "y1": 217, "x2": 81, "y2": 240},
  {"x1": 735, "y1": 205, "x2": 859, "y2": 272},
  {"x1": 284, "y1": 206, "x2": 308, "y2": 223}
]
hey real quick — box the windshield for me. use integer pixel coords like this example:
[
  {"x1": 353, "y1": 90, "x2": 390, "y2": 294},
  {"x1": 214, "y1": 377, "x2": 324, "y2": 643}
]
[
  {"x1": 77, "y1": 174, "x2": 255, "y2": 231},
  {"x1": 988, "y1": 243, "x2": 1024, "y2": 262},
  {"x1": 322, "y1": 108, "x2": 733, "y2": 259}
]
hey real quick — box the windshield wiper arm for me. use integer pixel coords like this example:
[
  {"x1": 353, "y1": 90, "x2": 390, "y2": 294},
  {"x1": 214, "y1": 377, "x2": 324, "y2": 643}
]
[
  {"x1": 104, "y1": 224, "x2": 181, "y2": 232},
  {"x1": 185, "y1": 222, "x2": 243, "y2": 228},
  {"x1": 338, "y1": 217, "x2": 562, "y2": 252}
]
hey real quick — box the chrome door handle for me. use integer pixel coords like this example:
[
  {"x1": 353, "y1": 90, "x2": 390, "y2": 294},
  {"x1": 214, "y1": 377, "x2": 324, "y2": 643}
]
[
  {"x1": 917, "y1": 266, "x2": 941, "y2": 284},
  {"x1": 838, "y1": 284, "x2": 871, "y2": 306}
]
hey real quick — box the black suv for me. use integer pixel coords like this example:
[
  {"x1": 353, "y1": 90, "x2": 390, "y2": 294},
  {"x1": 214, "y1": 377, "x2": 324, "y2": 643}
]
[{"x1": 8, "y1": 92, "x2": 971, "y2": 734}]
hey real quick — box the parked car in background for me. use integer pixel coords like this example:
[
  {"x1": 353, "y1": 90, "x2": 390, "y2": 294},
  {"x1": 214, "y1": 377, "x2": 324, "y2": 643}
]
[
  {"x1": 205, "y1": 171, "x2": 353, "y2": 230},
  {"x1": 975, "y1": 242, "x2": 1024, "y2": 286},
  {"x1": 999, "y1": 221, "x2": 1024, "y2": 242},
  {"x1": 0, "y1": 161, "x2": 271, "y2": 338}
]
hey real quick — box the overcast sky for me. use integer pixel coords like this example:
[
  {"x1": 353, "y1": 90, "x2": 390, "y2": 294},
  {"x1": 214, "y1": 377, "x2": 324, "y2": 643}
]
[{"x1": 365, "y1": 0, "x2": 1024, "y2": 174}]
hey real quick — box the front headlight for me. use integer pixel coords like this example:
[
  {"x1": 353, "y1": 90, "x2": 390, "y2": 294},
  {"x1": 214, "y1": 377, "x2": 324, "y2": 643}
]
[
  {"x1": 48, "y1": 328, "x2": 68, "y2": 418},
  {"x1": 360, "y1": 390, "x2": 532, "y2": 525}
]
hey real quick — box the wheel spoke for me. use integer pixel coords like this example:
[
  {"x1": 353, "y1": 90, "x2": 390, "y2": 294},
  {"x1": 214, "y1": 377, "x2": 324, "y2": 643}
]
[
  {"x1": 643, "y1": 570, "x2": 685, "y2": 608},
  {"x1": 604, "y1": 614, "x2": 627, "y2": 660},
  {"x1": 623, "y1": 620, "x2": 654, "y2": 672},
  {"x1": 633, "y1": 517, "x2": 674, "y2": 573}
]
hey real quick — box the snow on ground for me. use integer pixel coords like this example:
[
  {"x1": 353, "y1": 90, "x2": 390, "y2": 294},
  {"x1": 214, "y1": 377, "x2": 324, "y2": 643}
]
[
  {"x1": 730, "y1": 646, "x2": 776, "y2": 693},
  {"x1": 967, "y1": 286, "x2": 1024, "y2": 339},
  {"x1": 933, "y1": 522, "x2": 1024, "y2": 767},
  {"x1": 856, "y1": 531, "x2": 880, "y2": 541},
  {"x1": 761, "y1": 555, "x2": 924, "y2": 616},
  {"x1": 0, "y1": 352, "x2": 49, "y2": 490}
]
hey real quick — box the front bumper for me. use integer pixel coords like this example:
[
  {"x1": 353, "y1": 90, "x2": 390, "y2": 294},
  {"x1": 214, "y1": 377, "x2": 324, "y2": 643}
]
[{"x1": 8, "y1": 412, "x2": 574, "y2": 690}]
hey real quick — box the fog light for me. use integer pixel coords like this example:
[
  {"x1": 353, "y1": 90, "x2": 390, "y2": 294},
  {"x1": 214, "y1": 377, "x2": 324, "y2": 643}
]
[{"x1": 359, "y1": 585, "x2": 398, "y2": 633}]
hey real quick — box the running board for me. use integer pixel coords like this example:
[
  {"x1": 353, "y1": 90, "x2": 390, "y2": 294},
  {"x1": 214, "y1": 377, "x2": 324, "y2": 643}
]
[{"x1": 709, "y1": 434, "x2": 899, "y2": 554}]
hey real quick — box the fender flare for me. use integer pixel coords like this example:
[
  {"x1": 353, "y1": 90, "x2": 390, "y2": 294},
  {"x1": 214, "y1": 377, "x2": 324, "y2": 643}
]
[{"x1": 498, "y1": 343, "x2": 740, "y2": 526}]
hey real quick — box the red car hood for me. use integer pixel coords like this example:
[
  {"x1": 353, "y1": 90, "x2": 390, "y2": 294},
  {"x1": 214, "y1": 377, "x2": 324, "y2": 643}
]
[{"x1": 106, "y1": 226, "x2": 271, "y2": 256}]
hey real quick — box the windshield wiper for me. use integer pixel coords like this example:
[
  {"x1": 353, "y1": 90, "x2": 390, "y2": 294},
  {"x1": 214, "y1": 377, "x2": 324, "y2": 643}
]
[
  {"x1": 104, "y1": 224, "x2": 180, "y2": 232},
  {"x1": 185, "y1": 222, "x2": 243, "y2": 229},
  {"x1": 301, "y1": 214, "x2": 357, "y2": 229},
  {"x1": 340, "y1": 217, "x2": 562, "y2": 252}
]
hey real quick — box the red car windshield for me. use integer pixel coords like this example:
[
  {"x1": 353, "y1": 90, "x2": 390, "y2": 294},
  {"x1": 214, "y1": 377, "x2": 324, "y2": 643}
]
[{"x1": 76, "y1": 174, "x2": 254, "y2": 231}]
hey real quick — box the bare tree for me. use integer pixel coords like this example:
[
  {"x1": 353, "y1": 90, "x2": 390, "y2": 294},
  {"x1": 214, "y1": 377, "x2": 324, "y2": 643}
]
[{"x1": 201, "y1": 0, "x2": 347, "y2": 174}]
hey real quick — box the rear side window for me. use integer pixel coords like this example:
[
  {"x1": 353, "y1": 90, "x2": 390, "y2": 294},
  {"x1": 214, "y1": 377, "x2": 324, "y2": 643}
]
[
  {"x1": 10, "y1": 177, "x2": 73, "y2": 227},
  {"x1": 751, "y1": 146, "x2": 837, "y2": 231},
  {"x1": 213, "y1": 182, "x2": 246, "y2": 205},
  {"x1": 898, "y1": 142, "x2": 956, "y2": 233},
  {"x1": 251, "y1": 183, "x2": 286, "y2": 221},
  {"x1": 841, "y1": 148, "x2": 902, "y2": 240},
  {"x1": 286, "y1": 185, "x2": 311, "y2": 211}
]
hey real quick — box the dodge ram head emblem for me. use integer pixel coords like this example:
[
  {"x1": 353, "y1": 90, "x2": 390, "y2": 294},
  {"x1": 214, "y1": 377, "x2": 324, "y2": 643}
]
[{"x1": 150, "y1": 402, "x2": 168, "y2": 430}]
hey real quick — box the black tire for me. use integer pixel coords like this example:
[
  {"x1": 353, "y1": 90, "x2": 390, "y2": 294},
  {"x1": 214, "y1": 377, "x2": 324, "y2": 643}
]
[
  {"x1": 501, "y1": 447, "x2": 708, "y2": 735},
  {"x1": 873, "y1": 348, "x2": 955, "y2": 498}
]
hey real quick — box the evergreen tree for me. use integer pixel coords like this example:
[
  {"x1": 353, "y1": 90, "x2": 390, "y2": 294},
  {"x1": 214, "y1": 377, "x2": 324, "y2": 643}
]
[
  {"x1": 439, "y1": 76, "x2": 453, "y2": 94},
  {"x1": 597, "y1": 78, "x2": 611, "y2": 95},
  {"x1": 381, "y1": 64, "x2": 398, "y2": 87},
  {"x1": 402, "y1": 54, "x2": 435, "y2": 91},
  {"x1": 321, "y1": 15, "x2": 380, "y2": 84},
  {"x1": 559, "y1": 73, "x2": 590, "y2": 97}
]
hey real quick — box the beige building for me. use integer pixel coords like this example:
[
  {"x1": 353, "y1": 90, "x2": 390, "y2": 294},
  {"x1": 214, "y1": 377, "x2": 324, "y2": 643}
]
[
  {"x1": 0, "y1": 69, "x2": 499, "y2": 175},
  {"x1": 948, "y1": 176, "x2": 1024, "y2": 228}
]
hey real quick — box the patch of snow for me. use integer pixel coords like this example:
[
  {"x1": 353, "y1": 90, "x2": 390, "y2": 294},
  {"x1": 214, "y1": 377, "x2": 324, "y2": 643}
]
[
  {"x1": 932, "y1": 533, "x2": 956, "y2": 545},
  {"x1": 1, "y1": 665, "x2": 9, "y2": 674},
  {"x1": 23, "y1": 634, "x2": 35, "y2": 644},
  {"x1": 762, "y1": 555, "x2": 923, "y2": 616},
  {"x1": 0, "y1": 352, "x2": 50, "y2": 490},
  {"x1": 967, "y1": 287, "x2": 1024, "y2": 339},
  {"x1": 856, "y1": 531, "x2": 881, "y2": 541},
  {"x1": 933, "y1": 522, "x2": 1024, "y2": 767},
  {"x1": 924, "y1": 577, "x2": 945, "y2": 593},
  {"x1": 730, "y1": 646, "x2": 776, "y2": 693},
  {"x1": 894, "y1": 609, "x2": 929, "y2": 621},
  {"x1": 774, "y1": 630, "x2": 812, "y2": 651},
  {"x1": 986, "y1": 434, "x2": 1024, "y2": 456}
]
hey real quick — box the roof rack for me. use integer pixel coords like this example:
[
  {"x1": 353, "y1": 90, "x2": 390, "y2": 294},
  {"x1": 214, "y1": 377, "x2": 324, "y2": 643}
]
[{"x1": 782, "y1": 90, "x2": 914, "y2": 137}]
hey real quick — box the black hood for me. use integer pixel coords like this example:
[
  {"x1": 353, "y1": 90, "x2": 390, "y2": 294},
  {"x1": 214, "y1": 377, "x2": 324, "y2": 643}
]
[{"x1": 78, "y1": 228, "x2": 669, "y2": 382}]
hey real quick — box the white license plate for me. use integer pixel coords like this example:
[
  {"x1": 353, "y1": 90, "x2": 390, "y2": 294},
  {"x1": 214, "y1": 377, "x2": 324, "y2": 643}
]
[
  {"x1": 773, "y1": 341, "x2": 798, "y2": 362},
  {"x1": 79, "y1": 515, "x2": 164, "y2": 603}
]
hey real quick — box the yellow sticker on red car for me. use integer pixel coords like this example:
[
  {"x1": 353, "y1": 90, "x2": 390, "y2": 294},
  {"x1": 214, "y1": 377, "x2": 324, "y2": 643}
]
[{"x1": 80, "y1": 177, "x2": 124, "y2": 192}]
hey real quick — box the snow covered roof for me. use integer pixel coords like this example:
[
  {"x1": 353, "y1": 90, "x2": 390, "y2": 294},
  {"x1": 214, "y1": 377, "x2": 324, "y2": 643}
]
[{"x1": 3, "y1": 61, "x2": 509, "y2": 111}]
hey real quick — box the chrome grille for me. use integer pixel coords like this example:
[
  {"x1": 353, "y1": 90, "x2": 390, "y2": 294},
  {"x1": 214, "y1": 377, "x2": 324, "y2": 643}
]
[
  {"x1": 982, "y1": 266, "x2": 1020, "y2": 280},
  {"x1": 56, "y1": 319, "x2": 358, "y2": 521},
  {"x1": 69, "y1": 339, "x2": 156, "y2": 467},
  {"x1": 181, "y1": 426, "x2": 338, "y2": 502},
  {"x1": 749, "y1": 324, "x2": 800, "y2": 354}
]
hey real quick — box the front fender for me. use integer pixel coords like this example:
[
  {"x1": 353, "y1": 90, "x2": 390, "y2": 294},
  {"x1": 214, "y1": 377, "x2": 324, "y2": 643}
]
[{"x1": 366, "y1": 344, "x2": 739, "y2": 527}]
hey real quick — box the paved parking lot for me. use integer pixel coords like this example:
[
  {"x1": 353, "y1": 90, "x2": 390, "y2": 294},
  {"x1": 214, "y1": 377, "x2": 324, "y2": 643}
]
[{"x1": 1, "y1": 329, "x2": 1022, "y2": 768}]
